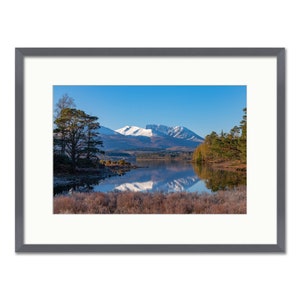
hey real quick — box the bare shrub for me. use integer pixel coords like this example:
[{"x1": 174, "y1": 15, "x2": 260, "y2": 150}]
[{"x1": 53, "y1": 186, "x2": 246, "y2": 214}]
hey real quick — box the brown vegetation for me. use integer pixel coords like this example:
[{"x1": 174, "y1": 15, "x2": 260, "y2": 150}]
[
  {"x1": 53, "y1": 187, "x2": 246, "y2": 214},
  {"x1": 196, "y1": 159, "x2": 247, "y2": 173}
]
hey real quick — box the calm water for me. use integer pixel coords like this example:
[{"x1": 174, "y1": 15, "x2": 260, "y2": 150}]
[{"x1": 54, "y1": 160, "x2": 246, "y2": 195}]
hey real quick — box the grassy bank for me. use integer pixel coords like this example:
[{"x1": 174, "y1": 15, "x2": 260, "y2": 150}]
[{"x1": 54, "y1": 186, "x2": 246, "y2": 214}]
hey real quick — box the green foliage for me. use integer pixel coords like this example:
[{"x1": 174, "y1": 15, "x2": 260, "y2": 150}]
[
  {"x1": 193, "y1": 108, "x2": 247, "y2": 164},
  {"x1": 53, "y1": 98, "x2": 104, "y2": 173},
  {"x1": 237, "y1": 108, "x2": 247, "y2": 163},
  {"x1": 83, "y1": 115, "x2": 104, "y2": 160}
]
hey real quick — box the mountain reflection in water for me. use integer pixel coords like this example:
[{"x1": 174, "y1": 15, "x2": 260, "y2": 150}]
[
  {"x1": 93, "y1": 161, "x2": 204, "y2": 193},
  {"x1": 54, "y1": 160, "x2": 246, "y2": 195}
]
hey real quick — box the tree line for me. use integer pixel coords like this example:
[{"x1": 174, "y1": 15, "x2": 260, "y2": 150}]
[
  {"x1": 193, "y1": 108, "x2": 247, "y2": 165},
  {"x1": 136, "y1": 151, "x2": 193, "y2": 161},
  {"x1": 54, "y1": 94, "x2": 104, "y2": 173}
]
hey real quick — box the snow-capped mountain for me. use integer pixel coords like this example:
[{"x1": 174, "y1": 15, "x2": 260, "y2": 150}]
[
  {"x1": 99, "y1": 124, "x2": 203, "y2": 151},
  {"x1": 115, "y1": 125, "x2": 153, "y2": 137},
  {"x1": 115, "y1": 124, "x2": 203, "y2": 142},
  {"x1": 146, "y1": 124, "x2": 203, "y2": 142}
]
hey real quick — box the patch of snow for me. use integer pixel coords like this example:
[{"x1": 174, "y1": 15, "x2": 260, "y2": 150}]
[
  {"x1": 115, "y1": 180, "x2": 154, "y2": 192},
  {"x1": 147, "y1": 124, "x2": 203, "y2": 142},
  {"x1": 115, "y1": 126, "x2": 153, "y2": 137}
]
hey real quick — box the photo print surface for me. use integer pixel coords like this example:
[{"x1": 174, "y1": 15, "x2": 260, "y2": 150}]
[{"x1": 53, "y1": 85, "x2": 247, "y2": 214}]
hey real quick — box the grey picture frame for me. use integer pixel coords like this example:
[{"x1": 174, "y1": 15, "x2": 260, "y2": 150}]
[{"x1": 15, "y1": 48, "x2": 286, "y2": 253}]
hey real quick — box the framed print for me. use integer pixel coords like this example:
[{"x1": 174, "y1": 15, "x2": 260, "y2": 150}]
[{"x1": 15, "y1": 48, "x2": 285, "y2": 253}]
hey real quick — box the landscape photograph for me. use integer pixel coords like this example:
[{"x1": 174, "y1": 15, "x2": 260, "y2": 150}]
[{"x1": 53, "y1": 85, "x2": 247, "y2": 214}]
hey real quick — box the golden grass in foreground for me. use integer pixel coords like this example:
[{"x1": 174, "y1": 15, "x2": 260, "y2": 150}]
[{"x1": 54, "y1": 186, "x2": 246, "y2": 214}]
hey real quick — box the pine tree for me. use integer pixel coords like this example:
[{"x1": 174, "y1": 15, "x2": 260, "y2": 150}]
[
  {"x1": 83, "y1": 115, "x2": 104, "y2": 160},
  {"x1": 193, "y1": 108, "x2": 247, "y2": 165},
  {"x1": 54, "y1": 108, "x2": 104, "y2": 173},
  {"x1": 238, "y1": 108, "x2": 247, "y2": 163}
]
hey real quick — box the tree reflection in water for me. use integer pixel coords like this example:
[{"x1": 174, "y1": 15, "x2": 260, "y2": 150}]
[{"x1": 193, "y1": 164, "x2": 246, "y2": 192}]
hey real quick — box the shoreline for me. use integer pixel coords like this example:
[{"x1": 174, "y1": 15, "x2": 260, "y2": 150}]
[{"x1": 196, "y1": 160, "x2": 247, "y2": 173}]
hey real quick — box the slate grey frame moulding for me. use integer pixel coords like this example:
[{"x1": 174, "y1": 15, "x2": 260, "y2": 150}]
[{"x1": 15, "y1": 48, "x2": 286, "y2": 253}]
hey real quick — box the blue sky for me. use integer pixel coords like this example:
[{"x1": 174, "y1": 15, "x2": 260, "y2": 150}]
[{"x1": 53, "y1": 85, "x2": 246, "y2": 137}]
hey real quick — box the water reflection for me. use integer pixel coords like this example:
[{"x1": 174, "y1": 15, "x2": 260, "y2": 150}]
[
  {"x1": 54, "y1": 161, "x2": 246, "y2": 195},
  {"x1": 54, "y1": 176, "x2": 101, "y2": 195},
  {"x1": 193, "y1": 164, "x2": 246, "y2": 192},
  {"x1": 92, "y1": 161, "x2": 203, "y2": 193}
]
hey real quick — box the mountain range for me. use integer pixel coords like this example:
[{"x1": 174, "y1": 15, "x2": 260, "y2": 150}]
[{"x1": 99, "y1": 124, "x2": 204, "y2": 151}]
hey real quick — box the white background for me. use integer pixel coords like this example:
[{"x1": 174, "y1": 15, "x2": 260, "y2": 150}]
[{"x1": 0, "y1": 1, "x2": 298, "y2": 300}]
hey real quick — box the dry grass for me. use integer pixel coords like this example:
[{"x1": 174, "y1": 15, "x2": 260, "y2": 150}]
[{"x1": 54, "y1": 187, "x2": 246, "y2": 214}]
